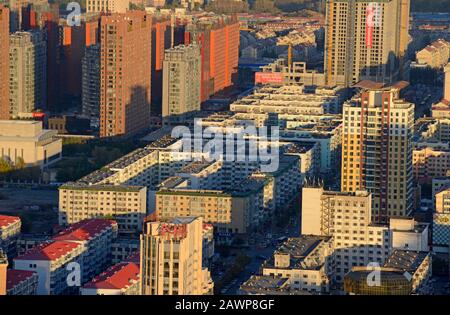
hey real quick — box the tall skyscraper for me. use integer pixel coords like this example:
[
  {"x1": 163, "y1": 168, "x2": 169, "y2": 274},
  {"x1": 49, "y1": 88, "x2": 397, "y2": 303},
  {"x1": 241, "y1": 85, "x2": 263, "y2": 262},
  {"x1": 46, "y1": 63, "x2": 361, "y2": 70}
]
[
  {"x1": 162, "y1": 44, "x2": 201, "y2": 126},
  {"x1": 9, "y1": 30, "x2": 47, "y2": 118},
  {"x1": 185, "y1": 15, "x2": 240, "y2": 102},
  {"x1": 99, "y1": 11, "x2": 152, "y2": 137},
  {"x1": 324, "y1": 0, "x2": 410, "y2": 87},
  {"x1": 341, "y1": 82, "x2": 414, "y2": 223},
  {"x1": 140, "y1": 217, "x2": 213, "y2": 295},
  {"x1": 60, "y1": 17, "x2": 100, "y2": 101},
  {"x1": 82, "y1": 44, "x2": 101, "y2": 126},
  {"x1": 0, "y1": 5, "x2": 9, "y2": 120}
]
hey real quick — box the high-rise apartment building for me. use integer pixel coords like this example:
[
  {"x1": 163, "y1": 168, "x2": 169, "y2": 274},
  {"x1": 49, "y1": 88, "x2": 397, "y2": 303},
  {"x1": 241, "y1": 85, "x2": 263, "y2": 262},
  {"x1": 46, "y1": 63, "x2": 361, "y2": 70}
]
[
  {"x1": 140, "y1": 216, "x2": 213, "y2": 295},
  {"x1": 185, "y1": 15, "x2": 239, "y2": 102},
  {"x1": 99, "y1": 11, "x2": 152, "y2": 137},
  {"x1": 82, "y1": 44, "x2": 101, "y2": 125},
  {"x1": 86, "y1": 0, "x2": 130, "y2": 13},
  {"x1": 9, "y1": 30, "x2": 47, "y2": 118},
  {"x1": 162, "y1": 44, "x2": 201, "y2": 126},
  {"x1": 341, "y1": 82, "x2": 414, "y2": 223},
  {"x1": 324, "y1": 0, "x2": 410, "y2": 87},
  {"x1": 0, "y1": 6, "x2": 9, "y2": 120}
]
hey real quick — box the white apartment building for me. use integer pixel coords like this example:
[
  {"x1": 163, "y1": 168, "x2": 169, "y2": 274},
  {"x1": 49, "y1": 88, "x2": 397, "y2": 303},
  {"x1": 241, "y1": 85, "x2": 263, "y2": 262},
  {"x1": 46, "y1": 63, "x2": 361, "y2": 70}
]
[
  {"x1": 260, "y1": 236, "x2": 335, "y2": 294},
  {"x1": 0, "y1": 215, "x2": 21, "y2": 258}
]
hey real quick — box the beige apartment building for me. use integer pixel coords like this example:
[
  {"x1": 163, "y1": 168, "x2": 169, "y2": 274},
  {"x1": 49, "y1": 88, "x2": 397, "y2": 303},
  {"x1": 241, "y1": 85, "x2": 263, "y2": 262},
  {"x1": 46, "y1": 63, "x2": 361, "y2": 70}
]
[
  {"x1": 341, "y1": 82, "x2": 415, "y2": 223},
  {"x1": 432, "y1": 63, "x2": 450, "y2": 119},
  {"x1": 416, "y1": 39, "x2": 450, "y2": 69},
  {"x1": 413, "y1": 142, "x2": 450, "y2": 184},
  {"x1": 86, "y1": 0, "x2": 130, "y2": 13},
  {"x1": 58, "y1": 185, "x2": 147, "y2": 234},
  {"x1": 436, "y1": 185, "x2": 450, "y2": 214},
  {"x1": 162, "y1": 44, "x2": 201, "y2": 126},
  {"x1": 9, "y1": 30, "x2": 47, "y2": 118},
  {"x1": 0, "y1": 120, "x2": 62, "y2": 168},
  {"x1": 140, "y1": 217, "x2": 213, "y2": 295},
  {"x1": 324, "y1": 0, "x2": 410, "y2": 87}
]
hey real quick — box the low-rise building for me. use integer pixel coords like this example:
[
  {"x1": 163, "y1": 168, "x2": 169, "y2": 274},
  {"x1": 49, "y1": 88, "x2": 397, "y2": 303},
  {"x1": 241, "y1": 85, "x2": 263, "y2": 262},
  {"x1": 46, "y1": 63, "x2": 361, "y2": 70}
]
[
  {"x1": 240, "y1": 275, "x2": 306, "y2": 295},
  {"x1": 0, "y1": 120, "x2": 62, "y2": 169},
  {"x1": 13, "y1": 240, "x2": 84, "y2": 295},
  {"x1": 6, "y1": 269, "x2": 38, "y2": 295},
  {"x1": 389, "y1": 217, "x2": 429, "y2": 252},
  {"x1": 257, "y1": 236, "x2": 334, "y2": 294},
  {"x1": 416, "y1": 39, "x2": 450, "y2": 69},
  {"x1": 413, "y1": 142, "x2": 450, "y2": 184},
  {"x1": 0, "y1": 215, "x2": 21, "y2": 259},
  {"x1": 80, "y1": 260, "x2": 140, "y2": 295},
  {"x1": 344, "y1": 250, "x2": 432, "y2": 295}
]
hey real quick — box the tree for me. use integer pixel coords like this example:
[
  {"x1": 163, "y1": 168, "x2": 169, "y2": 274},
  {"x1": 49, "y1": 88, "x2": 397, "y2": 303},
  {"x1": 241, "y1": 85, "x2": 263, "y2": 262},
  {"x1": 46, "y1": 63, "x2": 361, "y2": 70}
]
[{"x1": 0, "y1": 157, "x2": 13, "y2": 173}]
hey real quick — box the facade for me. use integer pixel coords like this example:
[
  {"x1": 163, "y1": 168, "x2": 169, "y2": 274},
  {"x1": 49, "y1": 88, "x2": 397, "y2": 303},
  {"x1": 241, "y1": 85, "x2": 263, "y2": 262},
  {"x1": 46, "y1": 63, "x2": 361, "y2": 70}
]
[
  {"x1": 389, "y1": 217, "x2": 429, "y2": 252},
  {"x1": 301, "y1": 187, "x2": 389, "y2": 283},
  {"x1": 185, "y1": 14, "x2": 240, "y2": 102},
  {"x1": 99, "y1": 11, "x2": 152, "y2": 137},
  {"x1": 58, "y1": 185, "x2": 147, "y2": 235},
  {"x1": 52, "y1": 219, "x2": 118, "y2": 283},
  {"x1": 9, "y1": 30, "x2": 47, "y2": 118},
  {"x1": 260, "y1": 236, "x2": 334, "y2": 294},
  {"x1": 324, "y1": 0, "x2": 410, "y2": 87},
  {"x1": 341, "y1": 82, "x2": 414, "y2": 223},
  {"x1": 6, "y1": 269, "x2": 38, "y2": 295},
  {"x1": 13, "y1": 240, "x2": 85, "y2": 295},
  {"x1": 0, "y1": 120, "x2": 62, "y2": 169},
  {"x1": 416, "y1": 39, "x2": 450, "y2": 69},
  {"x1": 81, "y1": 44, "x2": 101, "y2": 126},
  {"x1": 162, "y1": 44, "x2": 201, "y2": 126},
  {"x1": 140, "y1": 217, "x2": 214, "y2": 295},
  {"x1": 0, "y1": 250, "x2": 7, "y2": 295},
  {"x1": 0, "y1": 6, "x2": 10, "y2": 120},
  {"x1": 432, "y1": 63, "x2": 450, "y2": 119},
  {"x1": 86, "y1": 0, "x2": 130, "y2": 13},
  {"x1": 433, "y1": 184, "x2": 450, "y2": 253},
  {"x1": 413, "y1": 143, "x2": 450, "y2": 184},
  {"x1": 0, "y1": 215, "x2": 21, "y2": 259}
]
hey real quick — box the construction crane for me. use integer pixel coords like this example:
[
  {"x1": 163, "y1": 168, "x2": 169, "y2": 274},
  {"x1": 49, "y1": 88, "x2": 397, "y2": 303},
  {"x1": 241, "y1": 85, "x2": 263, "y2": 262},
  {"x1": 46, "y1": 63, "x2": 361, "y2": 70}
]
[{"x1": 276, "y1": 41, "x2": 294, "y2": 69}]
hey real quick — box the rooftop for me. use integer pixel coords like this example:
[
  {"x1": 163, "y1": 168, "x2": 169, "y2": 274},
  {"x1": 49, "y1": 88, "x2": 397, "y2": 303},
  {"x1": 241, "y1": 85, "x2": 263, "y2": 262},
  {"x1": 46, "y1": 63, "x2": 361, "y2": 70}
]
[
  {"x1": 82, "y1": 262, "x2": 140, "y2": 291},
  {"x1": 53, "y1": 219, "x2": 117, "y2": 242},
  {"x1": 6, "y1": 269, "x2": 37, "y2": 291},
  {"x1": 15, "y1": 241, "x2": 82, "y2": 261},
  {"x1": 0, "y1": 215, "x2": 20, "y2": 229},
  {"x1": 384, "y1": 250, "x2": 430, "y2": 273}
]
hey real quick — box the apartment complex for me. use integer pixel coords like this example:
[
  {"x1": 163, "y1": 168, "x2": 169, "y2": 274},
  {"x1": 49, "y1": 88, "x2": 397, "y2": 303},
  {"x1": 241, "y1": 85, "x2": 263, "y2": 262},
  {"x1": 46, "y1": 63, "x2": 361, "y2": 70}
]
[
  {"x1": 341, "y1": 82, "x2": 414, "y2": 223},
  {"x1": 432, "y1": 63, "x2": 450, "y2": 119},
  {"x1": 155, "y1": 156, "x2": 301, "y2": 235},
  {"x1": 13, "y1": 219, "x2": 117, "y2": 295},
  {"x1": 9, "y1": 30, "x2": 47, "y2": 118},
  {"x1": 99, "y1": 11, "x2": 152, "y2": 137},
  {"x1": 86, "y1": 0, "x2": 130, "y2": 13},
  {"x1": 0, "y1": 120, "x2": 62, "y2": 169},
  {"x1": 185, "y1": 14, "x2": 239, "y2": 102},
  {"x1": 0, "y1": 6, "x2": 9, "y2": 120},
  {"x1": 230, "y1": 85, "x2": 341, "y2": 117},
  {"x1": 416, "y1": 39, "x2": 450, "y2": 69},
  {"x1": 140, "y1": 217, "x2": 213, "y2": 295},
  {"x1": 324, "y1": 0, "x2": 410, "y2": 87},
  {"x1": 162, "y1": 44, "x2": 201, "y2": 126}
]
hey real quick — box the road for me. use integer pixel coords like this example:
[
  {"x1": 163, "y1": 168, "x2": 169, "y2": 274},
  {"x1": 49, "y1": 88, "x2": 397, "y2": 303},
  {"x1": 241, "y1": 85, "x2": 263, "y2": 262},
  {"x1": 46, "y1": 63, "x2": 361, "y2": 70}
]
[{"x1": 222, "y1": 218, "x2": 300, "y2": 295}]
